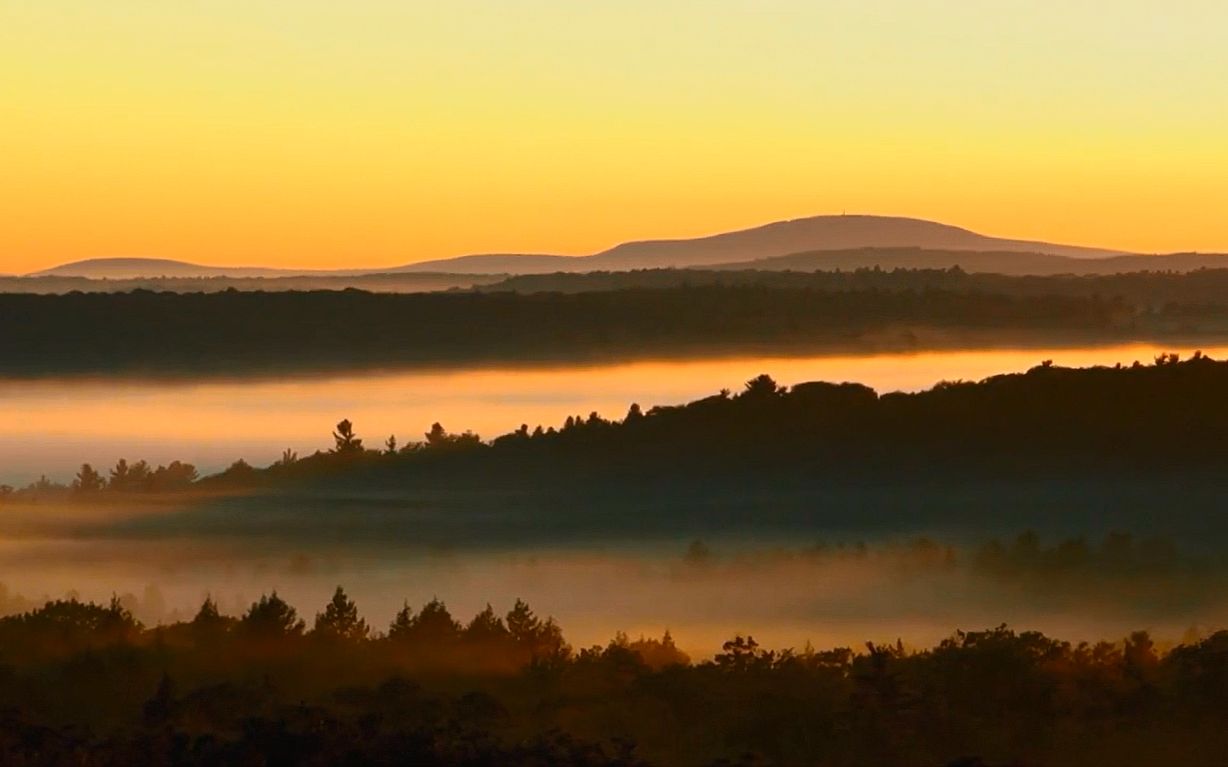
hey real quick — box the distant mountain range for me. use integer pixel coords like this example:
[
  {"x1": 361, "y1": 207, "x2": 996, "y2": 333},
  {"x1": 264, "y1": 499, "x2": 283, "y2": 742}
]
[
  {"x1": 391, "y1": 215, "x2": 1128, "y2": 274},
  {"x1": 27, "y1": 214, "x2": 1226, "y2": 279}
]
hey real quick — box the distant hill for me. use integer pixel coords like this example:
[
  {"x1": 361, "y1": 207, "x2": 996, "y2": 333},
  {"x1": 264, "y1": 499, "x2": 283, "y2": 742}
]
[
  {"x1": 33, "y1": 258, "x2": 331, "y2": 279},
  {"x1": 388, "y1": 254, "x2": 577, "y2": 274},
  {"x1": 32, "y1": 258, "x2": 401, "y2": 280},
  {"x1": 34, "y1": 255, "x2": 568, "y2": 279},
  {"x1": 30, "y1": 215, "x2": 1142, "y2": 279},
  {"x1": 394, "y1": 215, "x2": 1129, "y2": 274},
  {"x1": 581, "y1": 215, "x2": 1125, "y2": 269},
  {"x1": 702, "y1": 247, "x2": 1228, "y2": 275},
  {"x1": 1046, "y1": 252, "x2": 1228, "y2": 274}
]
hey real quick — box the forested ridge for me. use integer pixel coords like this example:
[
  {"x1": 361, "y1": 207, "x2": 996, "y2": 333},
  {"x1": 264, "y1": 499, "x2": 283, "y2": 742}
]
[
  {"x1": 0, "y1": 271, "x2": 498, "y2": 295},
  {"x1": 7, "y1": 353, "x2": 1228, "y2": 503},
  {"x1": 7, "y1": 354, "x2": 1228, "y2": 549},
  {"x1": 1, "y1": 588, "x2": 1227, "y2": 765},
  {"x1": 480, "y1": 263, "x2": 1228, "y2": 304},
  {"x1": 0, "y1": 279, "x2": 1198, "y2": 375}
]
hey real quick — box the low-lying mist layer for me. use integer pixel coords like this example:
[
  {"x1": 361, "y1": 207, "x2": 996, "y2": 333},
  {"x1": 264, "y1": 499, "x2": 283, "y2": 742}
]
[{"x1": 1, "y1": 533, "x2": 1224, "y2": 658}]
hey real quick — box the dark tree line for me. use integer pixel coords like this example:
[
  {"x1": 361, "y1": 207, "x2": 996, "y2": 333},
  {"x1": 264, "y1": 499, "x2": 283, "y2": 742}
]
[
  {"x1": 2, "y1": 459, "x2": 200, "y2": 500},
  {"x1": 481, "y1": 262, "x2": 1228, "y2": 307},
  {"x1": 10, "y1": 353, "x2": 1228, "y2": 506},
  {"x1": 207, "y1": 352, "x2": 1228, "y2": 489},
  {"x1": 0, "y1": 271, "x2": 499, "y2": 295},
  {"x1": 0, "y1": 284, "x2": 1150, "y2": 376},
  {"x1": 0, "y1": 589, "x2": 1227, "y2": 765}
]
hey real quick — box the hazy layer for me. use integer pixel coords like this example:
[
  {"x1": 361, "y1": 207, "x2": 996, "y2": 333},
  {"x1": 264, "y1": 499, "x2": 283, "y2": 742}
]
[
  {"x1": 3, "y1": 342, "x2": 1226, "y2": 486},
  {"x1": 0, "y1": 534, "x2": 1221, "y2": 659}
]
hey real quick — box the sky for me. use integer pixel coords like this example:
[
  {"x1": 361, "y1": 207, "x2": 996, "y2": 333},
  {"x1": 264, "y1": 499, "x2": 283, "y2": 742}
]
[{"x1": 3, "y1": 1, "x2": 1227, "y2": 273}]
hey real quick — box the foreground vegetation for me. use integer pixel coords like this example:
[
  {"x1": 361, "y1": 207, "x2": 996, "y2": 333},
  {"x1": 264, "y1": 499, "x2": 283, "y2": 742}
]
[{"x1": 0, "y1": 589, "x2": 1225, "y2": 765}]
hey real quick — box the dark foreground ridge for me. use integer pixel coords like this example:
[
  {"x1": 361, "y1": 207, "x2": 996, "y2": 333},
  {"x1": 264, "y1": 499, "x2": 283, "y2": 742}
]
[{"x1": 0, "y1": 587, "x2": 1225, "y2": 765}]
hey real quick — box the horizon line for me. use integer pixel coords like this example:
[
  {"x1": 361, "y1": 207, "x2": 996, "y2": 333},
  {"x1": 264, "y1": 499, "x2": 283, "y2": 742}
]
[{"x1": 14, "y1": 211, "x2": 1163, "y2": 276}]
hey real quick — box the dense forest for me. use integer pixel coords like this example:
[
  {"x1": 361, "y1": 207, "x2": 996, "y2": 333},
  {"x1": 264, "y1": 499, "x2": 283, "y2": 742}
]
[
  {"x1": 8, "y1": 351, "x2": 1228, "y2": 495},
  {"x1": 702, "y1": 246, "x2": 1228, "y2": 275},
  {"x1": 0, "y1": 588, "x2": 1225, "y2": 765},
  {"x1": 479, "y1": 264, "x2": 1228, "y2": 307},
  {"x1": 8, "y1": 354, "x2": 1228, "y2": 545},
  {"x1": 12, "y1": 251, "x2": 1228, "y2": 297},
  {"x1": 0, "y1": 279, "x2": 1210, "y2": 375},
  {"x1": 0, "y1": 272, "x2": 499, "y2": 295}
]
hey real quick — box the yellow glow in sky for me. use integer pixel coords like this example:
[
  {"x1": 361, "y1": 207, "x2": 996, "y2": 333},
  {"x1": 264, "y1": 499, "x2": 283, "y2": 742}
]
[{"x1": 2, "y1": 1, "x2": 1227, "y2": 273}]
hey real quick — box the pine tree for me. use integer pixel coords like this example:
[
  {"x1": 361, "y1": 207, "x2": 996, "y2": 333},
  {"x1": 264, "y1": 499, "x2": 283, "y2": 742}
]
[
  {"x1": 72, "y1": 463, "x2": 105, "y2": 493},
  {"x1": 240, "y1": 592, "x2": 305, "y2": 638},
  {"x1": 465, "y1": 604, "x2": 509, "y2": 642},
  {"x1": 332, "y1": 419, "x2": 363, "y2": 453},
  {"x1": 312, "y1": 586, "x2": 369, "y2": 642},
  {"x1": 388, "y1": 601, "x2": 415, "y2": 641}
]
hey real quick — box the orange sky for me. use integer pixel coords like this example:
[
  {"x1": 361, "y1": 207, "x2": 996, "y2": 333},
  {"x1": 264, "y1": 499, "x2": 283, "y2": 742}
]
[{"x1": 3, "y1": 2, "x2": 1227, "y2": 273}]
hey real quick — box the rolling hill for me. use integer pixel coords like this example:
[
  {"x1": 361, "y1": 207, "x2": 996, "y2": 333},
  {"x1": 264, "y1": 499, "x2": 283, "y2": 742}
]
[
  {"x1": 33, "y1": 215, "x2": 1134, "y2": 278},
  {"x1": 387, "y1": 253, "x2": 576, "y2": 274},
  {"x1": 581, "y1": 214, "x2": 1125, "y2": 269},
  {"x1": 394, "y1": 214, "x2": 1129, "y2": 273},
  {"x1": 32, "y1": 258, "x2": 346, "y2": 279}
]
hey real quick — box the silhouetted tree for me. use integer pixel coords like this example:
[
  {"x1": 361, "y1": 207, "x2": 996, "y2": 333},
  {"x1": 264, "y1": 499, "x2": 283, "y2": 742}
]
[
  {"x1": 740, "y1": 374, "x2": 785, "y2": 400},
  {"x1": 400, "y1": 598, "x2": 460, "y2": 644},
  {"x1": 465, "y1": 604, "x2": 509, "y2": 643},
  {"x1": 387, "y1": 601, "x2": 415, "y2": 642},
  {"x1": 189, "y1": 595, "x2": 233, "y2": 637},
  {"x1": 109, "y1": 458, "x2": 130, "y2": 487},
  {"x1": 626, "y1": 630, "x2": 690, "y2": 670},
  {"x1": 312, "y1": 586, "x2": 369, "y2": 642},
  {"x1": 148, "y1": 461, "x2": 197, "y2": 491},
  {"x1": 506, "y1": 599, "x2": 569, "y2": 663},
  {"x1": 506, "y1": 599, "x2": 541, "y2": 645},
  {"x1": 332, "y1": 419, "x2": 363, "y2": 453},
  {"x1": 216, "y1": 458, "x2": 257, "y2": 486},
  {"x1": 715, "y1": 635, "x2": 771, "y2": 671},
  {"x1": 72, "y1": 463, "x2": 105, "y2": 493},
  {"x1": 426, "y1": 422, "x2": 449, "y2": 447},
  {"x1": 108, "y1": 458, "x2": 152, "y2": 492},
  {"x1": 239, "y1": 592, "x2": 305, "y2": 639},
  {"x1": 424, "y1": 422, "x2": 483, "y2": 451}
]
